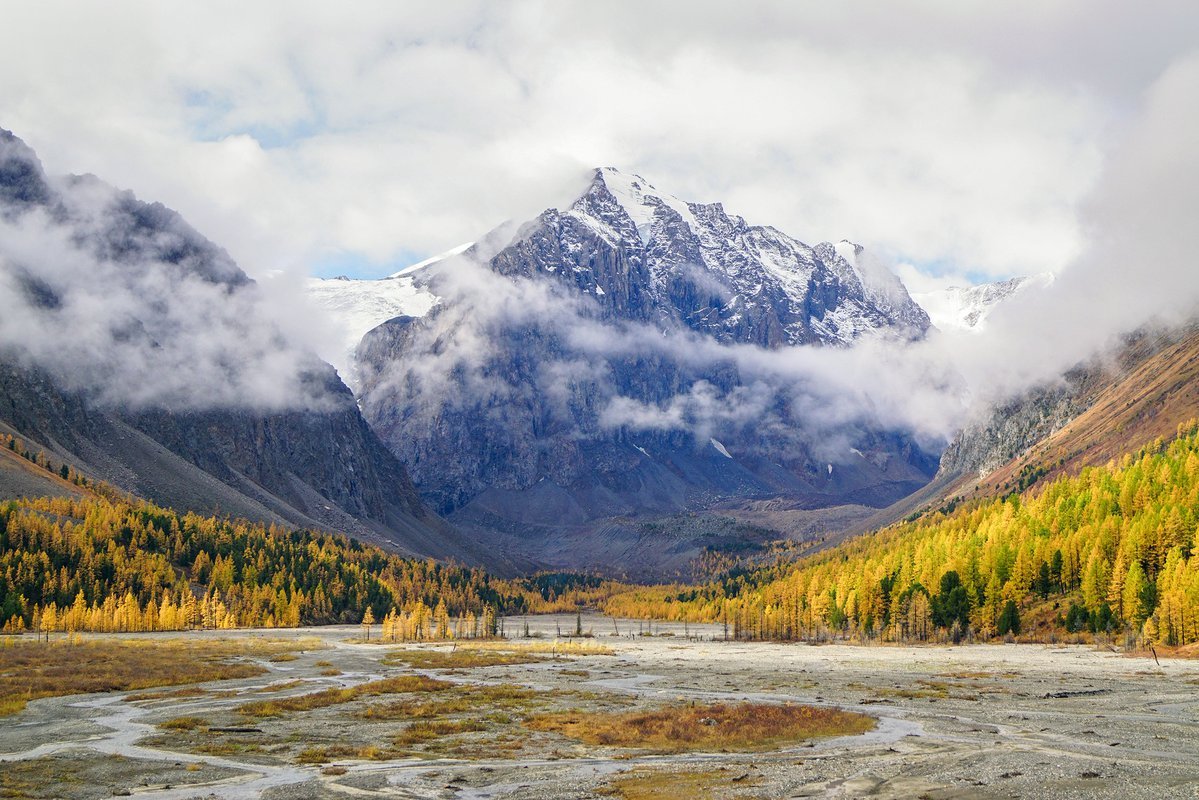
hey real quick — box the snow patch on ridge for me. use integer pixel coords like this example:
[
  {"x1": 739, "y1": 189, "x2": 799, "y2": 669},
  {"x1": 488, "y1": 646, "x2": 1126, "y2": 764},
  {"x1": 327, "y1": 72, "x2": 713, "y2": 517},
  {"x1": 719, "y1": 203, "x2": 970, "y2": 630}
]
[
  {"x1": 595, "y1": 167, "x2": 702, "y2": 238},
  {"x1": 390, "y1": 242, "x2": 473, "y2": 277},
  {"x1": 307, "y1": 275, "x2": 439, "y2": 383}
]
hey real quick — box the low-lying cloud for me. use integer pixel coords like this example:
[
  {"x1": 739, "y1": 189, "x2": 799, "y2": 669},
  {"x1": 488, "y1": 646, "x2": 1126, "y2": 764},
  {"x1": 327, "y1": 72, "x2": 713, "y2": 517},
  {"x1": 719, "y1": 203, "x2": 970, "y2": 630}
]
[{"x1": 0, "y1": 176, "x2": 334, "y2": 412}]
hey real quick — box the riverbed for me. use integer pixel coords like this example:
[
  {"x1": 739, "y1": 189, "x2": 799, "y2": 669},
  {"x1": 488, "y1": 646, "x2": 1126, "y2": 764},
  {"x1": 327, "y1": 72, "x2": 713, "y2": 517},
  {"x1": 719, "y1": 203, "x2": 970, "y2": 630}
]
[{"x1": 1, "y1": 616, "x2": 1196, "y2": 799}]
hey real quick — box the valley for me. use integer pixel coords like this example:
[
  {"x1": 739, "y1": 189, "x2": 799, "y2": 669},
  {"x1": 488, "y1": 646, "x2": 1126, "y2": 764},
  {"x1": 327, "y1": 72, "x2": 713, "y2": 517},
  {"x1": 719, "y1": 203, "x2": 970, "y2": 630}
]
[
  {"x1": 4, "y1": 9, "x2": 1199, "y2": 797},
  {"x1": 3, "y1": 618, "x2": 1198, "y2": 799}
]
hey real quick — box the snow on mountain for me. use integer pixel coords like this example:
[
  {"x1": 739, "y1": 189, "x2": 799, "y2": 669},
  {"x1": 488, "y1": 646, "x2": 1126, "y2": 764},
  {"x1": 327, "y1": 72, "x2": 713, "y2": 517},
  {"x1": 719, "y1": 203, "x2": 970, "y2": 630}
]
[
  {"x1": 389, "y1": 242, "x2": 473, "y2": 277},
  {"x1": 306, "y1": 275, "x2": 438, "y2": 382},
  {"x1": 494, "y1": 167, "x2": 931, "y2": 347},
  {"x1": 915, "y1": 274, "x2": 1053, "y2": 332}
]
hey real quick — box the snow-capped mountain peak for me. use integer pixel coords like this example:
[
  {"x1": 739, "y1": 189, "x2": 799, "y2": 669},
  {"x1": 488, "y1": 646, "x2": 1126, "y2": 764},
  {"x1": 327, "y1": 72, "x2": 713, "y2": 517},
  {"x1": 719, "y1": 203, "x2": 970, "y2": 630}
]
[
  {"x1": 915, "y1": 273, "x2": 1054, "y2": 332},
  {"x1": 535, "y1": 167, "x2": 931, "y2": 347},
  {"x1": 585, "y1": 167, "x2": 703, "y2": 244}
]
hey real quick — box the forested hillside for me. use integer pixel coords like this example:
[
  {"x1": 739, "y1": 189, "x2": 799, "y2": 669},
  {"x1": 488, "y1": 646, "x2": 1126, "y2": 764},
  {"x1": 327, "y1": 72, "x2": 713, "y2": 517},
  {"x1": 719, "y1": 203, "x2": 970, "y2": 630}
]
[
  {"x1": 0, "y1": 491, "x2": 528, "y2": 634},
  {"x1": 605, "y1": 421, "x2": 1199, "y2": 647}
]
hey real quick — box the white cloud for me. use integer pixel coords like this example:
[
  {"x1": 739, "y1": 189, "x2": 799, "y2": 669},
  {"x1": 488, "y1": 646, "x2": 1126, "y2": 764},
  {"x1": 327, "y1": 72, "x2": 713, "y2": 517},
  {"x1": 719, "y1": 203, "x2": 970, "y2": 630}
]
[
  {"x1": 5, "y1": 2, "x2": 1187, "y2": 281},
  {"x1": 0, "y1": 175, "x2": 334, "y2": 412}
]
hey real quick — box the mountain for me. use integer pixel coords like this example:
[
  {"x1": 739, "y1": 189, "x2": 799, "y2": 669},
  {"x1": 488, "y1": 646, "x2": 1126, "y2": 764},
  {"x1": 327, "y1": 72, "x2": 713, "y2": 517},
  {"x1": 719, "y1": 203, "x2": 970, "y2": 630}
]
[
  {"x1": 0, "y1": 129, "x2": 479, "y2": 565},
  {"x1": 346, "y1": 167, "x2": 938, "y2": 577},
  {"x1": 913, "y1": 274, "x2": 1052, "y2": 332},
  {"x1": 938, "y1": 323, "x2": 1199, "y2": 498}
]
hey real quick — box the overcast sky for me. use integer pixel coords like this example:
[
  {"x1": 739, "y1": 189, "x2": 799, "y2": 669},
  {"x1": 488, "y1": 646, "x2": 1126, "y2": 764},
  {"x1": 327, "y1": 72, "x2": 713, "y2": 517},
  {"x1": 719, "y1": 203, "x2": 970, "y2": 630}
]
[{"x1": 3, "y1": 1, "x2": 1197, "y2": 286}]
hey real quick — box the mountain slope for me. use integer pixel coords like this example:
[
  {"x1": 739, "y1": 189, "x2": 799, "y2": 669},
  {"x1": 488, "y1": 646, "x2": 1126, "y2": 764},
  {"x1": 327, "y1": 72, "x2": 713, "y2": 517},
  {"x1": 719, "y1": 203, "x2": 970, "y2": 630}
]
[
  {"x1": 350, "y1": 167, "x2": 938, "y2": 575},
  {"x1": 884, "y1": 318, "x2": 1199, "y2": 544},
  {"x1": 0, "y1": 128, "x2": 478, "y2": 565},
  {"x1": 942, "y1": 324, "x2": 1199, "y2": 497}
]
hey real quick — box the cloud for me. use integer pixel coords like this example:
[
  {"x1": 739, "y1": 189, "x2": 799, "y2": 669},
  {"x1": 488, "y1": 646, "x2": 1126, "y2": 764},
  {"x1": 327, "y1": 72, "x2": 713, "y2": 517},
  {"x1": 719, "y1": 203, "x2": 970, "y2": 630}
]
[
  {"x1": 4, "y1": 3, "x2": 1198, "y2": 459},
  {"x1": 927, "y1": 51, "x2": 1199, "y2": 409},
  {"x1": 0, "y1": 176, "x2": 335, "y2": 412},
  {"x1": 6, "y1": 2, "x2": 1185, "y2": 281},
  {"x1": 362, "y1": 41, "x2": 1199, "y2": 470}
]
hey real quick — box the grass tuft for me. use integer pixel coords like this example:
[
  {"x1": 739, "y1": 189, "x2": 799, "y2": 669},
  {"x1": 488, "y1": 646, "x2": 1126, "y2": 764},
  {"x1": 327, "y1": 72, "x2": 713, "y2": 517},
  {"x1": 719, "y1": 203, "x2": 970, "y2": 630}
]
[
  {"x1": 237, "y1": 675, "x2": 451, "y2": 717},
  {"x1": 600, "y1": 767, "x2": 764, "y2": 799},
  {"x1": 528, "y1": 702, "x2": 874, "y2": 753},
  {"x1": 159, "y1": 716, "x2": 209, "y2": 731}
]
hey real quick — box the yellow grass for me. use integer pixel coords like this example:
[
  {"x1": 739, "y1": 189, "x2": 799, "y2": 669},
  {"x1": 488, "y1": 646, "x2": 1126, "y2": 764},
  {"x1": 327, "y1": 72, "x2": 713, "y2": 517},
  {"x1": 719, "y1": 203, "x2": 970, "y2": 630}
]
[
  {"x1": 527, "y1": 702, "x2": 874, "y2": 753},
  {"x1": 254, "y1": 679, "x2": 306, "y2": 693},
  {"x1": 160, "y1": 716, "x2": 209, "y2": 731},
  {"x1": 467, "y1": 640, "x2": 616, "y2": 656},
  {"x1": 382, "y1": 640, "x2": 615, "y2": 670},
  {"x1": 237, "y1": 675, "x2": 450, "y2": 717},
  {"x1": 124, "y1": 686, "x2": 210, "y2": 702},
  {"x1": 392, "y1": 718, "x2": 487, "y2": 745},
  {"x1": 359, "y1": 683, "x2": 535, "y2": 720},
  {"x1": 382, "y1": 649, "x2": 544, "y2": 669},
  {"x1": 0, "y1": 637, "x2": 305, "y2": 717}
]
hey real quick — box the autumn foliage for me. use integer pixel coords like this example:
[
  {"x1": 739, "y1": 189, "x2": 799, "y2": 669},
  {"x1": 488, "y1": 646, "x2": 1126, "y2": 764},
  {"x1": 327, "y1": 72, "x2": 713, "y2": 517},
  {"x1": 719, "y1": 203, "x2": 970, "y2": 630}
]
[
  {"x1": 604, "y1": 421, "x2": 1199, "y2": 646},
  {"x1": 0, "y1": 493, "x2": 532, "y2": 634}
]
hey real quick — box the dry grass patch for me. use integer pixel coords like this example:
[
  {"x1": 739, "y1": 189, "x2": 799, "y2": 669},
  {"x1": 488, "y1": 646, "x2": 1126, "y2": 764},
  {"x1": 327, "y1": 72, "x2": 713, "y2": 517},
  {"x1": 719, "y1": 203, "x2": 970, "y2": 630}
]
[
  {"x1": 600, "y1": 768, "x2": 764, "y2": 799},
  {"x1": 382, "y1": 640, "x2": 614, "y2": 671},
  {"x1": 468, "y1": 640, "x2": 616, "y2": 656},
  {"x1": 0, "y1": 637, "x2": 305, "y2": 717},
  {"x1": 295, "y1": 744, "x2": 404, "y2": 764},
  {"x1": 0, "y1": 753, "x2": 232, "y2": 799},
  {"x1": 877, "y1": 680, "x2": 951, "y2": 700},
  {"x1": 191, "y1": 739, "x2": 264, "y2": 756},
  {"x1": 125, "y1": 686, "x2": 210, "y2": 702},
  {"x1": 360, "y1": 683, "x2": 535, "y2": 720},
  {"x1": 528, "y1": 702, "x2": 874, "y2": 753},
  {"x1": 238, "y1": 675, "x2": 451, "y2": 717},
  {"x1": 159, "y1": 716, "x2": 209, "y2": 731},
  {"x1": 392, "y1": 719, "x2": 486, "y2": 745},
  {"x1": 382, "y1": 648, "x2": 544, "y2": 669},
  {"x1": 254, "y1": 679, "x2": 305, "y2": 693}
]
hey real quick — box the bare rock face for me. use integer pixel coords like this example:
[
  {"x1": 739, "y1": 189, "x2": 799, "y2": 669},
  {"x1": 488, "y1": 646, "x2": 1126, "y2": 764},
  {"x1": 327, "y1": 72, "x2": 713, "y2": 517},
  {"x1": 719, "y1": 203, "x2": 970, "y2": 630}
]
[
  {"x1": 938, "y1": 383, "x2": 1087, "y2": 479},
  {"x1": 936, "y1": 326, "x2": 1194, "y2": 483},
  {"x1": 355, "y1": 168, "x2": 938, "y2": 564},
  {"x1": 0, "y1": 128, "x2": 469, "y2": 563}
]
